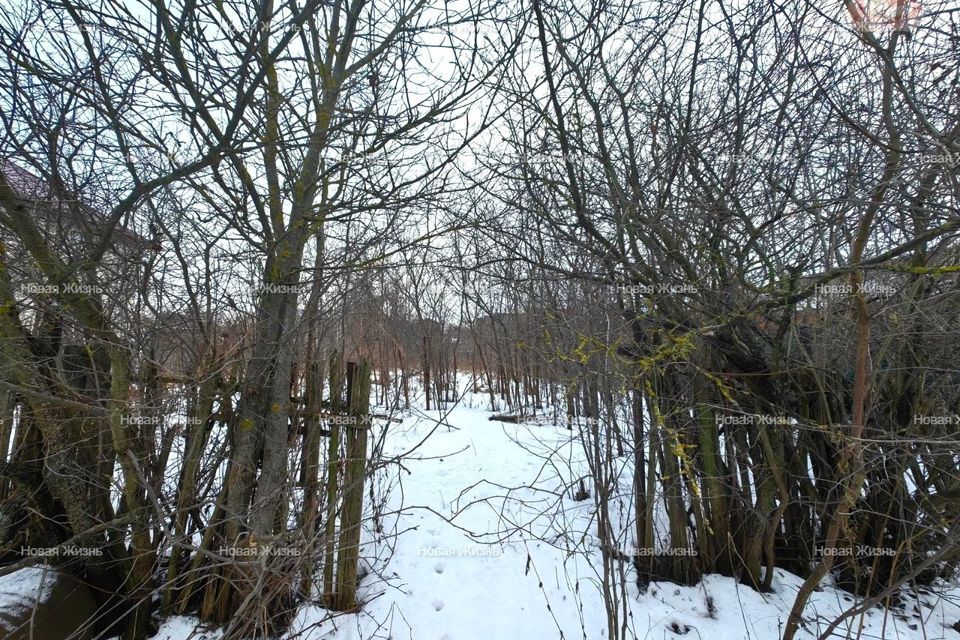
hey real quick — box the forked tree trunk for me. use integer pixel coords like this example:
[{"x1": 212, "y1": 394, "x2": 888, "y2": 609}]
[{"x1": 162, "y1": 360, "x2": 217, "y2": 613}]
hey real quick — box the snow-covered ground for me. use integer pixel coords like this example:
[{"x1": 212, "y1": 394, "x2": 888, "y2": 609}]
[
  {"x1": 147, "y1": 394, "x2": 960, "y2": 640},
  {"x1": 0, "y1": 567, "x2": 55, "y2": 627}
]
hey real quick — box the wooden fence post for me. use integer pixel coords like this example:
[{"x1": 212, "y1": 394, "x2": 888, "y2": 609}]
[{"x1": 332, "y1": 359, "x2": 372, "y2": 611}]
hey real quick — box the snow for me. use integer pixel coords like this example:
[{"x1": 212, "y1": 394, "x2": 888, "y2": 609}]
[
  {"x1": 151, "y1": 616, "x2": 220, "y2": 640},
  {"x1": 118, "y1": 393, "x2": 960, "y2": 639},
  {"x1": 0, "y1": 566, "x2": 57, "y2": 632}
]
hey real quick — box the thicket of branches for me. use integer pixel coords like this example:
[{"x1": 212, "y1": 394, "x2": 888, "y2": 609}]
[{"x1": 453, "y1": 1, "x2": 960, "y2": 637}]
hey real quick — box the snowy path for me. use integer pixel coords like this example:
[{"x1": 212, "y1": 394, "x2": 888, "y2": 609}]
[{"x1": 318, "y1": 402, "x2": 601, "y2": 640}]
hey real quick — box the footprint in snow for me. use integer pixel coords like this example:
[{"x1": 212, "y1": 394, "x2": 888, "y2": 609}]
[
  {"x1": 432, "y1": 599, "x2": 445, "y2": 611},
  {"x1": 668, "y1": 621, "x2": 691, "y2": 635},
  {"x1": 434, "y1": 563, "x2": 445, "y2": 574}
]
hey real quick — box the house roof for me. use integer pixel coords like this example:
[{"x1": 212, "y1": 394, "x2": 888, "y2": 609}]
[{"x1": 0, "y1": 160, "x2": 150, "y2": 251}]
